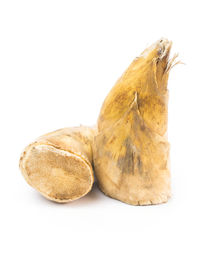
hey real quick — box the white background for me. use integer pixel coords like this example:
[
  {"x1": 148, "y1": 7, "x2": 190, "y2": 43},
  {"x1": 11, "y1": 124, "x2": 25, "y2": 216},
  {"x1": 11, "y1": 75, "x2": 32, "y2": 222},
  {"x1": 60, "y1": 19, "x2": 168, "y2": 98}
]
[{"x1": 0, "y1": 0, "x2": 199, "y2": 263}]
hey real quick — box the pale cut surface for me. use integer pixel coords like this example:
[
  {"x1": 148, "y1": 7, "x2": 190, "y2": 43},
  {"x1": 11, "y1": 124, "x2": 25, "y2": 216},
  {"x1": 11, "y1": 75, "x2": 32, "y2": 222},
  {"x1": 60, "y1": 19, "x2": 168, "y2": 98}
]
[
  {"x1": 20, "y1": 126, "x2": 95, "y2": 203},
  {"x1": 94, "y1": 38, "x2": 177, "y2": 205}
]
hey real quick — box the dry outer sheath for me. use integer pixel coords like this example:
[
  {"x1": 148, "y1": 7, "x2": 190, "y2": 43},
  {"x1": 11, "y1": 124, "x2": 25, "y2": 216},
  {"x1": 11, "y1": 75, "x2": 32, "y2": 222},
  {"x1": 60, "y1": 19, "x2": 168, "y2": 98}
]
[
  {"x1": 20, "y1": 126, "x2": 95, "y2": 203},
  {"x1": 94, "y1": 38, "x2": 177, "y2": 205}
]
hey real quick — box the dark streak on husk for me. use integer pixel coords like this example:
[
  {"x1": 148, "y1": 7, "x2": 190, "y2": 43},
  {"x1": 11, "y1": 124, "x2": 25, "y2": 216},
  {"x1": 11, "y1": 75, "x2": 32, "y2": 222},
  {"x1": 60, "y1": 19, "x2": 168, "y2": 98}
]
[{"x1": 117, "y1": 137, "x2": 135, "y2": 174}]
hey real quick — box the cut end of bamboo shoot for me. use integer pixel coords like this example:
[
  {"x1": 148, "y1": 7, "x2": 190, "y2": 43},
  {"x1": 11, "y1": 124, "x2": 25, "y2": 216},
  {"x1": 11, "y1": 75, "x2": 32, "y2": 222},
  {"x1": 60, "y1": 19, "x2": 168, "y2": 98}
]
[{"x1": 19, "y1": 126, "x2": 95, "y2": 203}]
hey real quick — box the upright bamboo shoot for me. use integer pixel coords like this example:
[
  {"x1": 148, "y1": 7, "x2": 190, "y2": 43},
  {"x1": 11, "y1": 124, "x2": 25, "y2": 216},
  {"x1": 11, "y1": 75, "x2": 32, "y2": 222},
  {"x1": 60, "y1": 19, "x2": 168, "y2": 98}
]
[{"x1": 94, "y1": 38, "x2": 176, "y2": 205}]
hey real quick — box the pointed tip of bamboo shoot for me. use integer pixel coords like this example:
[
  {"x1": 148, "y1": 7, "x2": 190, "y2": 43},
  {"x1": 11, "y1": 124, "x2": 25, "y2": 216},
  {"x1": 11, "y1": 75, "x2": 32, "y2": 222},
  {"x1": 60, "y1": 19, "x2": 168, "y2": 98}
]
[{"x1": 141, "y1": 38, "x2": 172, "y2": 60}]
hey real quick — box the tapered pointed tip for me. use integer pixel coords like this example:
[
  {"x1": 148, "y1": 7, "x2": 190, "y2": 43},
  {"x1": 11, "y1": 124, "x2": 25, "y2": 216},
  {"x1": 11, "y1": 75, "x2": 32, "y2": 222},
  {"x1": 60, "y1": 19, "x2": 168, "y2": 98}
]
[{"x1": 141, "y1": 38, "x2": 172, "y2": 61}]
